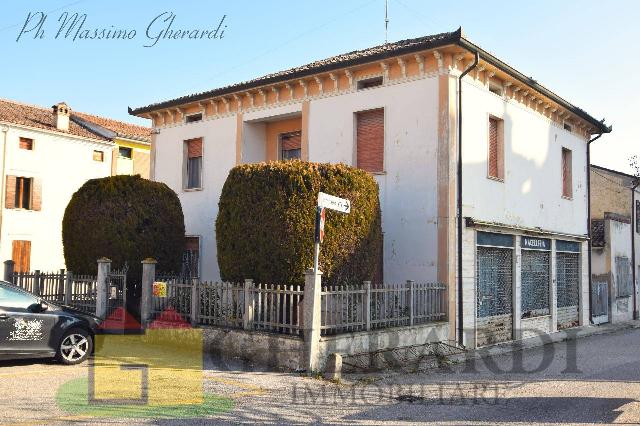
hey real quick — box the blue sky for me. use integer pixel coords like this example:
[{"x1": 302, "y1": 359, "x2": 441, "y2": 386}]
[{"x1": 0, "y1": 0, "x2": 636, "y2": 172}]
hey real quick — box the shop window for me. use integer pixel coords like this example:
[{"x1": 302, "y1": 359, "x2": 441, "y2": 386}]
[{"x1": 521, "y1": 237, "x2": 551, "y2": 318}]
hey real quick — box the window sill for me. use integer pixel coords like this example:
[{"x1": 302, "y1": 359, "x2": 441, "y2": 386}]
[
  {"x1": 487, "y1": 175, "x2": 504, "y2": 183},
  {"x1": 183, "y1": 187, "x2": 204, "y2": 192},
  {"x1": 368, "y1": 171, "x2": 386, "y2": 176},
  {"x1": 561, "y1": 195, "x2": 573, "y2": 201}
]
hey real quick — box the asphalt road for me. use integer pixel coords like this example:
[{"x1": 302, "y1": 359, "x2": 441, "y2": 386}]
[{"x1": 1, "y1": 327, "x2": 640, "y2": 425}]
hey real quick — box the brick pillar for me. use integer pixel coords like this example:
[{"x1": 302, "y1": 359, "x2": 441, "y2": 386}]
[
  {"x1": 96, "y1": 258, "x2": 112, "y2": 318},
  {"x1": 140, "y1": 258, "x2": 157, "y2": 325}
]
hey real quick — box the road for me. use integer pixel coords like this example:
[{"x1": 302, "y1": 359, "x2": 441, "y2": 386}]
[{"x1": 1, "y1": 327, "x2": 640, "y2": 425}]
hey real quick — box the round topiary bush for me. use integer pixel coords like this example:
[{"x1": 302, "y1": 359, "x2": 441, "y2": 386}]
[
  {"x1": 216, "y1": 162, "x2": 382, "y2": 286},
  {"x1": 62, "y1": 175, "x2": 185, "y2": 279}
]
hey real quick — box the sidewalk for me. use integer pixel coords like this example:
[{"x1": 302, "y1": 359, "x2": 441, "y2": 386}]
[{"x1": 450, "y1": 320, "x2": 640, "y2": 364}]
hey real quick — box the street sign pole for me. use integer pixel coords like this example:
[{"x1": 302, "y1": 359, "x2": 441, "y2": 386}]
[{"x1": 312, "y1": 193, "x2": 350, "y2": 277}]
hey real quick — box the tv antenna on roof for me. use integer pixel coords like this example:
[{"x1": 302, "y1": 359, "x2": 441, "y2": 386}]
[{"x1": 385, "y1": 0, "x2": 389, "y2": 44}]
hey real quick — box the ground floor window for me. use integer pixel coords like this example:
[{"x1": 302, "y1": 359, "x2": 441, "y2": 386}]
[
  {"x1": 183, "y1": 236, "x2": 200, "y2": 277},
  {"x1": 556, "y1": 240, "x2": 580, "y2": 329},
  {"x1": 521, "y1": 237, "x2": 551, "y2": 318}
]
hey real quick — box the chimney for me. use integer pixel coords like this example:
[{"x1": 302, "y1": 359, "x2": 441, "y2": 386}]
[{"x1": 52, "y1": 102, "x2": 71, "y2": 131}]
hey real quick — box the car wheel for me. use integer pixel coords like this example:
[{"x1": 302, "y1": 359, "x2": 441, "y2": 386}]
[{"x1": 56, "y1": 328, "x2": 92, "y2": 365}]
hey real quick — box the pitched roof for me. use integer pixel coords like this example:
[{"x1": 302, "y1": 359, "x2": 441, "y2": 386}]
[
  {"x1": 129, "y1": 28, "x2": 611, "y2": 133},
  {"x1": 0, "y1": 98, "x2": 150, "y2": 143}
]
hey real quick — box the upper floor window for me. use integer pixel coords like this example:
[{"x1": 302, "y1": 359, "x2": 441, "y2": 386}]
[
  {"x1": 562, "y1": 147, "x2": 572, "y2": 198},
  {"x1": 5, "y1": 176, "x2": 41, "y2": 211},
  {"x1": 489, "y1": 82, "x2": 503, "y2": 96},
  {"x1": 184, "y1": 138, "x2": 202, "y2": 190},
  {"x1": 563, "y1": 122, "x2": 572, "y2": 133},
  {"x1": 93, "y1": 150, "x2": 104, "y2": 162},
  {"x1": 119, "y1": 147, "x2": 132, "y2": 159},
  {"x1": 19, "y1": 137, "x2": 33, "y2": 150},
  {"x1": 488, "y1": 117, "x2": 504, "y2": 180},
  {"x1": 357, "y1": 76, "x2": 383, "y2": 90},
  {"x1": 356, "y1": 108, "x2": 384, "y2": 173},
  {"x1": 279, "y1": 131, "x2": 301, "y2": 160},
  {"x1": 186, "y1": 113, "x2": 203, "y2": 123}
]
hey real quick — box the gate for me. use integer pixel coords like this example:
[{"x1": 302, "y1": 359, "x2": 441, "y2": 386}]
[
  {"x1": 105, "y1": 264, "x2": 128, "y2": 326},
  {"x1": 591, "y1": 281, "x2": 609, "y2": 325},
  {"x1": 556, "y1": 252, "x2": 580, "y2": 329},
  {"x1": 476, "y1": 246, "x2": 513, "y2": 346}
]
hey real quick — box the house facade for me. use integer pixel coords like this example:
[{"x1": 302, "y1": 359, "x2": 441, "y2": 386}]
[
  {"x1": 131, "y1": 29, "x2": 610, "y2": 348},
  {"x1": 589, "y1": 165, "x2": 639, "y2": 324},
  {"x1": 0, "y1": 99, "x2": 151, "y2": 272}
]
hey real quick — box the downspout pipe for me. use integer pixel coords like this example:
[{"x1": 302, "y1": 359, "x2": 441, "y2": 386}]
[
  {"x1": 632, "y1": 180, "x2": 639, "y2": 319},
  {"x1": 587, "y1": 132, "x2": 603, "y2": 324},
  {"x1": 457, "y1": 51, "x2": 479, "y2": 346}
]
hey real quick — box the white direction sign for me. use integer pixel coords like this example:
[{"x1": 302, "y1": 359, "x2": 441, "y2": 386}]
[{"x1": 317, "y1": 192, "x2": 351, "y2": 214}]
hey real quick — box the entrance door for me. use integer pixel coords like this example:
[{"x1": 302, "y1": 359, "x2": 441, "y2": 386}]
[
  {"x1": 476, "y1": 244, "x2": 514, "y2": 347},
  {"x1": 556, "y1": 244, "x2": 580, "y2": 329}
]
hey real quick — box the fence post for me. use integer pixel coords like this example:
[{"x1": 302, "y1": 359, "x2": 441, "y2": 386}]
[
  {"x1": 140, "y1": 258, "x2": 157, "y2": 326},
  {"x1": 190, "y1": 278, "x2": 199, "y2": 327},
  {"x1": 243, "y1": 279, "x2": 254, "y2": 330},
  {"x1": 303, "y1": 268, "x2": 323, "y2": 372},
  {"x1": 64, "y1": 271, "x2": 73, "y2": 306},
  {"x1": 407, "y1": 280, "x2": 415, "y2": 326},
  {"x1": 33, "y1": 270, "x2": 41, "y2": 297},
  {"x1": 364, "y1": 281, "x2": 371, "y2": 331},
  {"x1": 96, "y1": 258, "x2": 112, "y2": 319},
  {"x1": 58, "y1": 269, "x2": 65, "y2": 301},
  {"x1": 3, "y1": 260, "x2": 14, "y2": 283}
]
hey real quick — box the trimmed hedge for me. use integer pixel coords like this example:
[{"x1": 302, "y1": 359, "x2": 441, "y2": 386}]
[
  {"x1": 216, "y1": 162, "x2": 382, "y2": 286},
  {"x1": 62, "y1": 175, "x2": 185, "y2": 279}
]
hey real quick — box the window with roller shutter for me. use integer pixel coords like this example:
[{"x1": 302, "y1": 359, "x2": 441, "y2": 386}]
[
  {"x1": 562, "y1": 148, "x2": 572, "y2": 198},
  {"x1": 356, "y1": 108, "x2": 384, "y2": 173},
  {"x1": 488, "y1": 117, "x2": 504, "y2": 180},
  {"x1": 184, "y1": 138, "x2": 203, "y2": 189}
]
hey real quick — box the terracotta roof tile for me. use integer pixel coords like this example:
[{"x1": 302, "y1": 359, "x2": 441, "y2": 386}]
[{"x1": 73, "y1": 111, "x2": 151, "y2": 142}]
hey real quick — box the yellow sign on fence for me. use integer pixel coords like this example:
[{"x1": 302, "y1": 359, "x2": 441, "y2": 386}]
[{"x1": 153, "y1": 282, "x2": 167, "y2": 298}]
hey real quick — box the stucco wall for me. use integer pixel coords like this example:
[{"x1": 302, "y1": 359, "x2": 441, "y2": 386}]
[
  {"x1": 606, "y1": 218, "x2": 633, "y2": 323},
  {"x1": 0, "y1": 125, "x2": 113, "y2": 271},
  {"x1": 590, "y1": 168, "x2": 633, "y2": 220}
]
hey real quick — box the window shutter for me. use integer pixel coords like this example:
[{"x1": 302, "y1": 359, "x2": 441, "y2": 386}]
[
  {"x1": 562, "y1": 148, "x2": 572, "y2": 197},
  {"x1": 12, "y1": 240, "x2": 31, "y2": 273},
  {"x1": 356, "y1": 109, "x2": 384, "y2": 173},
  {"x1": 5, "y1": 175, "x2": 16, "y2": 209},
  {"x1": 187, "y1": 138, "x2": 203, "y2": 158},
  {"x1": 31, "y1": 178, "x2": 42, "y2": 211},
  {"x1": 488, "y1": 118, "x2": 499, "y2": 178}
]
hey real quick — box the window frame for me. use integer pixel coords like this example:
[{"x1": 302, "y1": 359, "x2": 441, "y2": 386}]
[
  {"x1": 93, "y1": 150, "x2": 105, "y2": 162},
  {"x1": 118, "y1": 147, "x2": 133, "y2": 159},
  {"x1": 487, "y1": 115, "x2": 505, "y2": 182},
  {"x1": 183, "y1": 137, "x2": 204, "y2": 191},
  {"x1": 185, "y1": 113, "x2": 203, "y2": 124},
  {"x1": 354, "y1": 107, "x2": 386, "y2": 174},
  {"x1": 19, "y1": 137, "x2": 34, "y2": 151},
  {"x1": 278, "y1": 131, "x2": 302, "y2": 161},
  {"x1": 561, "y1": 147, "x2": 573, "y2": 199},
  {"x1": 356, "y1": 75, "x2": 384, "y2": 91},
  {"x1": 15, "y1": 177, "x2": 32, "y2": 210}
]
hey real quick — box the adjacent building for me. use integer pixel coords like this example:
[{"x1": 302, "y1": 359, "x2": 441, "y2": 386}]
[
  {"x1": 589, "y1": 164, "x2": 639, "y2": 324},
  {"x1": 131, "y1": 28, "x2": 611, "y2": 348},
  {"x1": 0, "y1": 99, "x2": 151, "y2": 272}
]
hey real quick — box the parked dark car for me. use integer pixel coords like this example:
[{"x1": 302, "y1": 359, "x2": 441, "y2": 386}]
[{"x1": 0, "y1": 281, "x2": 101, "y2": 364}]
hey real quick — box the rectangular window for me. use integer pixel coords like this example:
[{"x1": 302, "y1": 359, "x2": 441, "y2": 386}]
[
  {"x1": 183, "y1": 236, "x2": 200, "y2": 277},
  {"x1": 563, "y1": 122, "x2": 572, "y2": 132},
  {"x1": 489, "y1": 82, "x2": 503, "y2": 96},
  {"x1": 184, "y1": 138, "x2": 203, "y2": 189},
  {"x1": 19, "y1": 137, "x2": 33, "y2": 150},
  {"x1": 93, "y1": 150, "x2": 104, "y2": 162},
  {"x1": 356, "y1": 108, "x2": 384, "y2": 173},
  {"x1": 14, "y1": 177, "x2": 32, "y2": 209},
  {"x1": 12, "y1": 240, "x2": 31, "y2": 273},
  {"x1": 357, "y1": 76, "x2": 383, "y2": 90},
  {"x1": 616, "y1": 256, "x2": 632, "y2": 297},
  {"x1": 119, "y1": 147, "x2": 132, "y2": 159},
  {"x1": 186, "y1": 113, "x2": 203, "y2": 123},
  {"x1": 488, "y1": 117, "x2": 504, "y2": 180},
  {"x1": 562, "y1": 148, "x2": 572, "y2": 198},
  {"x1": 279, "y1": 131, "x2": 301, "y2": 160},
  {"x1": 5, "y1": 176, "x2": 40, "y2": 210}
]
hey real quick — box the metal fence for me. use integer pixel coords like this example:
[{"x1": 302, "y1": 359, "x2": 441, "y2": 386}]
[
  {"x1": 321, "y1": 281, "x2": 447, "y2": 335},
  {"x1": 253, "y1": 283, "x2": 303, "y2": 335},
  {"x1": 10, "y1": 270, "x2": 97, "y2": 314}
]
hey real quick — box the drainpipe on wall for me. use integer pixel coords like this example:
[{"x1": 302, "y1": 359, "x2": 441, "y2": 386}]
[
  {"x1": 457, "y1": 51, "x2": 479, "y2": 346},
  {"x1": 631, "y1": 180, "x2": 639, "y2": 319},
  {"x1": 0, "y1": 125, "x2": 8, "y2": 249},
  {"x1": 586, "y1": 133, "x2": 603, "y2": 324}
]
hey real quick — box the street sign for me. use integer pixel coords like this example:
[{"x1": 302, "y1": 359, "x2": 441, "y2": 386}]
[{"x1": 317, "y1": 192, "x2": 351, "y2": 214}]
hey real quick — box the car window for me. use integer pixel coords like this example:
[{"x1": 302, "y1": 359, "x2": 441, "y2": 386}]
[{"x1": 0, "y1": 284, "x2": 38, "y2": 309}]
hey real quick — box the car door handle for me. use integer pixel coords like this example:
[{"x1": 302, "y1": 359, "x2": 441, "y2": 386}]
[{"x1": 0, "y1": 314, "x2": 9, "y2": 320}]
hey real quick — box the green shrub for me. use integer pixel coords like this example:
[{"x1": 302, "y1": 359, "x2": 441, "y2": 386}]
[
  {"x1": 216, "y1": 162, "x2": 382, "y2": 286},
  {"x1": 62, "y1": 175, "x2": 185, "y2": 279}
]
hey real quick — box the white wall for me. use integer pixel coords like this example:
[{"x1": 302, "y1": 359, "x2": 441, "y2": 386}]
[
  {"x1": 607, "y1": 218, "x2": 634, "y2": 323},
  {"x1": 0, "y1": 125, "x2": 113, "y2": 271},
  {"x1": 462, "y1": 80, "x2": 588, "y2": 236}
]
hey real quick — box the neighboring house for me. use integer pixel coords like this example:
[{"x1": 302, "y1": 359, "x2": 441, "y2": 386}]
[
  {"x1": 589, "y1": 164, "x2": 639, "y2": 324},
  {"x1": 0, "y1": 99, "x2": 151, "y2": 272},
  {"x1": 131, "y1": 28, "x2": 611, "y2": 348}
]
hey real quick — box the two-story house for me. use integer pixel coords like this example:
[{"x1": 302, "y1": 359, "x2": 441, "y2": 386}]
[
  {"x1": 130, "y1": 28, "x2": 611, "y2": 348},
  {"x1": 0, "y1": 99, "x2": 151, "y2": 272}
]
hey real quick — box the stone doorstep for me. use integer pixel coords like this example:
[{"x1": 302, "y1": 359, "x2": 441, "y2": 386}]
[{"x1": 448, "y1": 320, "x2": 640, "y2": 364}]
